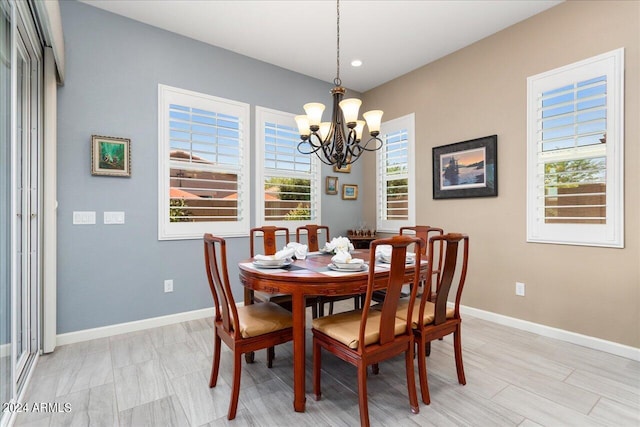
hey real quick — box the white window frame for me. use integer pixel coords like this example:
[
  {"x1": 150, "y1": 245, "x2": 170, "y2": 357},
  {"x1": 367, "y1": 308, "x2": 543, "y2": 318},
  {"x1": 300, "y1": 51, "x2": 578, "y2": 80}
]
[
  {"x1": 158, "y1": 84, "x2": 251, "y2": 240},
  {"x1": 526, "y1": 48, "x2": 624, "y2": 248},
  {"x1": 255, "y1": 106, "x2": 321, "y2": 231},
  {"x1": 376, "y1": 113, "x2": 415, "y2": 233}
]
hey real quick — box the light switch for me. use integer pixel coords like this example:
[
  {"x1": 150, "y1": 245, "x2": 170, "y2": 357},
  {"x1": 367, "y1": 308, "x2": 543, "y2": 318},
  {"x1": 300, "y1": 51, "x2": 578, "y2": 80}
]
[
  {"x1": 104, "y1": 211, "x2": 125, "y2": 224},
  {"x1": 73, "y1": 211, "x2": 96, "y2": 225}
]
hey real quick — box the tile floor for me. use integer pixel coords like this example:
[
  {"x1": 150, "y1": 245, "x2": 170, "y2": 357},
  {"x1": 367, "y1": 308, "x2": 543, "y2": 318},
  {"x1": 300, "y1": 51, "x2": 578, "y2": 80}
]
[{"x1": 12, "y1": 302, "x2": 640, "y2": 426}]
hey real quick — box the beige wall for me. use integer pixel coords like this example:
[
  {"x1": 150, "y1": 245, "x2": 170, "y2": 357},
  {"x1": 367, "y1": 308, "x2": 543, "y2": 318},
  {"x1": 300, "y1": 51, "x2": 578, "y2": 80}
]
[{"x1": 361, "y1": 1, "x2": 639, "y2": 347}]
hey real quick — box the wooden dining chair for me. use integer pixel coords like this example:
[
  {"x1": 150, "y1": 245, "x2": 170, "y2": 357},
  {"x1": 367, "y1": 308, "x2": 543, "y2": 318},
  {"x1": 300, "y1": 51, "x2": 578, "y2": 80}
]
[
  {"x1": 204, "y1": 233, "x2": 293, "y2": 420},
  {"x1": 295, "y1": 224, "x2": 329, "y2": 252},
  {"x1": 371, "y1": 225, "x2": 443, "y2": 305},
  {"x1": 312, "y1": 235, "x2": 424, "y2": 427},
  {"x1": 400, "y1": 225, "x2": 444, "y2": 299},
  {"x1": 296, "y1": 224, "x2": 359, "y2": 316},
  {"x1": 394, "y1": 233, "x2": 469, "y2": 404},
  {"x1": 249, "y1": 226, "x2": 293, "y2": 310}
]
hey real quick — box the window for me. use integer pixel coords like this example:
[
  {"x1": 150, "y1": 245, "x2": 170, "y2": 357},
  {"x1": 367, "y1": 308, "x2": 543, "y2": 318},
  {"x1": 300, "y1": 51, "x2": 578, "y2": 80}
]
[
  {"x1": 527, "y1": 48, "x2": 624, "y2": 247},
  {"x1": 255, "y1": 107, "x2": 320, "y2": 230},
  {"x1": 376, "y1": 113, "x2": 415, "y2": 232},
  {"x1": 158, "y1": 85, "x2": 250, "y2": 240}
]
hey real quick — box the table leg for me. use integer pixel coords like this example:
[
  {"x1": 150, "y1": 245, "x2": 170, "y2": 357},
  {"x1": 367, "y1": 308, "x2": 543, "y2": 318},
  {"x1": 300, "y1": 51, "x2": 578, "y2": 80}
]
[{"x1": 292, "y1": 291, "x2": 306, "y2": 412}]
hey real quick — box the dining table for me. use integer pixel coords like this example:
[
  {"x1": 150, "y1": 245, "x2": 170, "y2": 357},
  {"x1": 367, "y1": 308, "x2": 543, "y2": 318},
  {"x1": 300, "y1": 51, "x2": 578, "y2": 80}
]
[{"x1": 238, "y1": 249, "x2": 428, "y2": 413}]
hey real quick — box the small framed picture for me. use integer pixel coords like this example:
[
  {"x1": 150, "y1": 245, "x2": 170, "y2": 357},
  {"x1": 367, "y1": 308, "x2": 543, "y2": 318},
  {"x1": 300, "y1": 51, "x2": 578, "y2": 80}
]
[
  {"x1": 91, "y1": 135, "x2": 131, "y2": 177},
  {"x1": 326, "y1": 176, "x2": 338, "y2": 195},
  {"x1": 342, "y1": 184, "x2": 358, "y2": 200},
  {"x1": 333, "y1": 163, "x2": 351, "y2": 173}
]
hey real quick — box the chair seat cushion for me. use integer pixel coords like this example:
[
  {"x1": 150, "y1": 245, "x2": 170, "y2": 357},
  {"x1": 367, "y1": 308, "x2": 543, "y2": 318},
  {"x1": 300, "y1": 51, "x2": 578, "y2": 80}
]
[
  {"x1": 394, "y1": 300, "x2": 455, "y2": 328},
  {"x1": 236, "y1": 302, "x2": 293, "y2": 338},
  {"x1": 312, "y1": 309, "x2": 406, "y2": 349}
]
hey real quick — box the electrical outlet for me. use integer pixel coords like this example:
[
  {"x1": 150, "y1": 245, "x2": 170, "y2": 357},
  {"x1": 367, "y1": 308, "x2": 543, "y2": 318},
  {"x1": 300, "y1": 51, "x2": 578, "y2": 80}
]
[
  {"x1": 164, "y1": 279, "x2": 174, "y2": 293},
  {"x1": 515, "y1": 282, "x2": 525, "y2": 296}
]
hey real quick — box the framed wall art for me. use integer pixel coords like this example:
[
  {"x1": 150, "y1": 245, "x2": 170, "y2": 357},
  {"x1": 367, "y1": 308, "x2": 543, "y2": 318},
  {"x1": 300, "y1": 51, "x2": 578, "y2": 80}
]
[
  {"x1": 326, "y1": 176, "x2": 338, "y2": 195},
  {"x1": 333, "y1": 163, "x2": 351, "y2": 173},
  {"x1": 91, "y1": 135, "x2": 131, "y2": 177},
  {"x1": 432, "y1": 135, "x2": 497, "y2": 199},
  {"x1": 342, "y1": 184, "x2": 358, "y2": 200}
]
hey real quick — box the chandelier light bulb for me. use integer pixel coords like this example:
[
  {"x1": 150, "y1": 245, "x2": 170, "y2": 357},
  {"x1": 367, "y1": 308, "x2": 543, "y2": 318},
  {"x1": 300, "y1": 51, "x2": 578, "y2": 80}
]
[
  {"x1": 303, "y1": 103, "x2": 325, "y2": 128},
  {"x1": 338, "y1": 98, "x2": 362, "y2": 125},
  {"x1": 354, "y1": 120, "x2": 366, "y2": 141},
  {"x1": 363, "y1": 110, "x2": 384, "y2": 135},
  {"x1": 295, "y1": 115, "x2": 311, "y2": 137},
  {"x1": 319, "y1": 122, "x2": 331, "y2": 141}
]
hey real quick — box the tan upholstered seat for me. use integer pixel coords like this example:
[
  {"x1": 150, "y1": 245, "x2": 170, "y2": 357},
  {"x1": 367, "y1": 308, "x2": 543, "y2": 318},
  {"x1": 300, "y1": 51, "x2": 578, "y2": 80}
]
[
  {"x1": 236, "y1": 303, "x2": 293, "y2": 338},
  {"x1": 312, "y1": 309, "x2": 406, "y2": 349},
  {"x1": 393, "y1": 300, "x2": 454, "y2": 329}
]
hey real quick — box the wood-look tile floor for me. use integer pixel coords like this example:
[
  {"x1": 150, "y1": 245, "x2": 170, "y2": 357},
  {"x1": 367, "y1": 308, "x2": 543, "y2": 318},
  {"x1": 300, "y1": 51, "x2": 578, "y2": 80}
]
[{"x1": 15, "y1": 302, "x2": 640, "y2": 426}]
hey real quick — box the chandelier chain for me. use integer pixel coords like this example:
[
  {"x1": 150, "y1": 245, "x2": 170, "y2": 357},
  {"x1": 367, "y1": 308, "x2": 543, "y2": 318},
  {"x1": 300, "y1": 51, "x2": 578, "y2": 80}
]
[{"x1": 335, "y1": 0, "x2": 340, "y2": 86}]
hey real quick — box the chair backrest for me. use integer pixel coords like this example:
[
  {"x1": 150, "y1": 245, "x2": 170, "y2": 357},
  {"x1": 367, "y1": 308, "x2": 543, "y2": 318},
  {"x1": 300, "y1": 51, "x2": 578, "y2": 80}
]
[
  {"x1": 420, "y1": 233, "x2": 469, "y2": 325},
  {"x1": 296, "y1": 225, "x2": 330, "y2": 252},
  {"x1": 400, "y1": 225, "x2": 444, "y2": 282},
  {"x1": 360, "y1": 235, "x2": 424, "y2": 351},
  {"x1": 250, "y1": 226, "x2": 290, "y2": 257},
  {"x1": 204, "y1": 233, "x2": 239, "y2": 335}
]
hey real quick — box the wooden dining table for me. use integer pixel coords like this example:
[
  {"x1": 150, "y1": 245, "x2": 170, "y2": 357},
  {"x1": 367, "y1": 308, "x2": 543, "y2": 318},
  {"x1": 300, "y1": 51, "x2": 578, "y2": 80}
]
[{"x1": 238, "y1": 249, "x2": 427, "y2": 413}]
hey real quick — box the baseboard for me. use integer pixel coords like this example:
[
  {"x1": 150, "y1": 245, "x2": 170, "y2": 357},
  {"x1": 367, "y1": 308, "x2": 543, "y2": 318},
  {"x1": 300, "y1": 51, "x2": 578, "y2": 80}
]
[
  {"x1": 0, "y1": 343, "x2": 8, "y2": 358},
  {"x1": 456, "y1": 303, "x2": 640, "y2": 362},
  {"x1": 55, "y1": 307, "x2": 215, "y2": 347},
  {"x1": 53, "y1": 303, "x2": 639, "y2": 362}
]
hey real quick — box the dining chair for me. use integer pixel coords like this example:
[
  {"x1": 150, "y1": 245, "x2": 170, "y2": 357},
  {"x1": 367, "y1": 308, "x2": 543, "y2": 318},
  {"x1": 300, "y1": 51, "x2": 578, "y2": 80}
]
[
  {"x1": 394, "y1": 233, "x2": 469, "y2": 404},
  {"x1": 249, "y1": 226, "x2": 293, "y2": 311},
  {"x1": 312, "y1": 235, "x2": 424, "y2": 427},
  {"x1": 296, "y1": 224, "x2": 360, "y2": 316},
  {"x1": 372, "y1": 225, "x2": 443, "y2": 305},
  {"x1": 203, "y1": 233, "x2": 293, "y2": 420},
  {"x1": 400, "y1": 225, "x2": 444, "y2": 300}
]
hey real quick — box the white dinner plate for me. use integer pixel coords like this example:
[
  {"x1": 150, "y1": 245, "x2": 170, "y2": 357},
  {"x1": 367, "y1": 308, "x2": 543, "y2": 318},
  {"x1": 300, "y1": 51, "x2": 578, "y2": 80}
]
[
  {"x1": 252, "y1": 259, "x2": 292, "y2": 269},
  {"x1": 327, "y1": 263, "x2": 367, "y2": 272},
  {"x1": 379, "y1": 256, "x2": 415, "y2": 265}
]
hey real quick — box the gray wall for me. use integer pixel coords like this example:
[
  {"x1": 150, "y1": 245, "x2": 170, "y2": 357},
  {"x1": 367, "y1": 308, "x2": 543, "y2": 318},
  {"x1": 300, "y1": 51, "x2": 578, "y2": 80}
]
[{"x1": 57, "y1": 1, "x2": 365, "y2": 334}]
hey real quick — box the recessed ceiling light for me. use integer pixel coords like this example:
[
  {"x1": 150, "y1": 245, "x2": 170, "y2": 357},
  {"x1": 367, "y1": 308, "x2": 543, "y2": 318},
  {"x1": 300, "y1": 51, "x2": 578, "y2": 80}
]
[{"x1": 351, "y1": 59, "x2": 362, "y2": 67}]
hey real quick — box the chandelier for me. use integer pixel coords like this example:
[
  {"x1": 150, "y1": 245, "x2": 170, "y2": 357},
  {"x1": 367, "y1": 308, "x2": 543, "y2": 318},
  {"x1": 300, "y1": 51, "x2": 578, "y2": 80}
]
[{"x1": 295, "y1": 0, "x2": 383, "y2": 169}]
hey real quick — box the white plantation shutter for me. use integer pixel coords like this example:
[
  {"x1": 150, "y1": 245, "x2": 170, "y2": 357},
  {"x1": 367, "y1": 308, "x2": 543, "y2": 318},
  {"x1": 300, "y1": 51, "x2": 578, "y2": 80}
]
[
  {"x1": 377, "y1": 114, "x2": 415, "y2": 232},
  {"x1": 527, "y1": 49, "x2": 624, "y2": 247},
  {"x1": 158, "y1": 85, "x2": 250, "y2": 239},
  {"x1": 256, "y1": 107, "x2": 320, "y2": 230}
]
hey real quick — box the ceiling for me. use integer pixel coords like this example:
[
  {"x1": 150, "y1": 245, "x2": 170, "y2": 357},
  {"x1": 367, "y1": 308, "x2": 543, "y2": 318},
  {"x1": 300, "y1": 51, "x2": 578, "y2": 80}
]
[{"x1": 80, "y1": 0, "x2": 563, "y2": 92}]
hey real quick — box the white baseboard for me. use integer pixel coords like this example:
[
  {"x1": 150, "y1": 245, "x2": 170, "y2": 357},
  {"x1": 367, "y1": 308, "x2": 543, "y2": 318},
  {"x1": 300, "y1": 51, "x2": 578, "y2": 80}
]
[
  {"x1": 0, "y1": 343, "x2": 8, "y2": 358},
  {"x1": 457, "y1": 303, "x2": 640, "y2": 362},
  {"x1": 53, "y1": 303, "x2": 639, "y2": 362},
  {"x1": 55, "y1": 307, "x2": 215, "y2": 347}
]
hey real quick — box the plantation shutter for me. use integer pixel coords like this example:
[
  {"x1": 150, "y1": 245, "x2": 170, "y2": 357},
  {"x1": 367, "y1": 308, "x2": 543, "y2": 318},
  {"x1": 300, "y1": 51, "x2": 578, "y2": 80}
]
[
  {"x1": 526, "y1": 48, "x2": 624, "y2": 247},
  {"x1": 535, "y1": 76, "x2": 607, "y2": 225},
  {"x1": 380, "y1": 129, "x2": 409, "y2": 221},
  {"x1": 256, "y1": 107, "x2": 320, "y2": 228},
  {"x1": 158, "y1": 85, "x2": 250, "y2": 240}
]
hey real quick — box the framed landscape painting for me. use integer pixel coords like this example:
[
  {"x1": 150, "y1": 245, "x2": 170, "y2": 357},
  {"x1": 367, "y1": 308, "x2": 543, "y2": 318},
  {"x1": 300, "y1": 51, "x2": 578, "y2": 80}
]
[
  {"x1": 342, "y1": 184, "x2": 358, "y2": 200},
  {"x1": 91, "y1": 135, "x2": 131, "y2": 177},
  {"x1": 432, "y1": 135, "x2": 497, "y2": 199}
]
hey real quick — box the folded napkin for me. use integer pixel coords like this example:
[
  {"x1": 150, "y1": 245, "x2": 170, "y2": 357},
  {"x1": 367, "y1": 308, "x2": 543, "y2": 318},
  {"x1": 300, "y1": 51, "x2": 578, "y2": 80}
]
[
  {"x1": 375, "y1": 245, "x2": 415, "y2": 261},
  {"x1": 323, "y1": 236, "x2": 354, "y2": 253},
  {"x1": 285, "y1": 242, "x2": 308, "y2": 259},
  {"x1": 254, "y1": 247, "x2": 295, "y2": 261},
  {"x1": 331, "y1": 251, "x2": 364, "y2": 265}
]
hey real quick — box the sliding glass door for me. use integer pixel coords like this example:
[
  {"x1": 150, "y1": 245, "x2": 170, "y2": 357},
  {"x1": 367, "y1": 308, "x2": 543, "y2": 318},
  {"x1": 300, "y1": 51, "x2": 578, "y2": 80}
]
[
  {"x1": 0, "y1": 0, "x2": 13, "y2": 415},
  {"x1": 1, "y1": 1, "x2": 42, "y2": 422}
]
